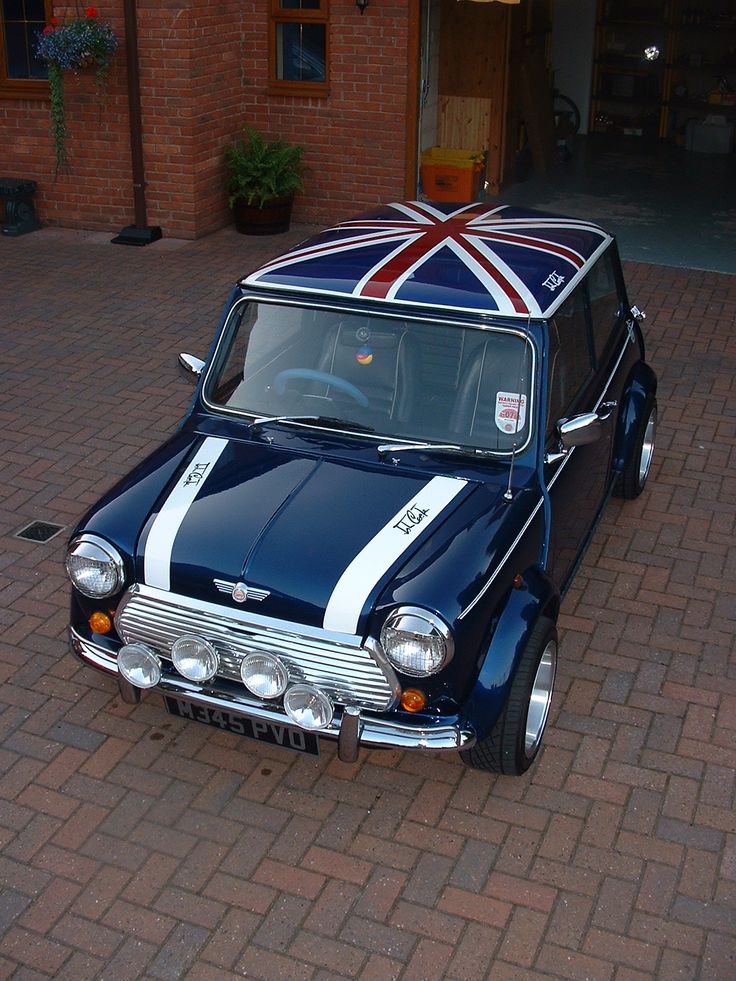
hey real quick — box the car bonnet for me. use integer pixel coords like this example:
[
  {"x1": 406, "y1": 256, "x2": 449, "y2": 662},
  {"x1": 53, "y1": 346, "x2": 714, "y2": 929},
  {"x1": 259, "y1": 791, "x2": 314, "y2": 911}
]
[{"x1": 135, "y1": 435, "x2": 476, "y2": 634}]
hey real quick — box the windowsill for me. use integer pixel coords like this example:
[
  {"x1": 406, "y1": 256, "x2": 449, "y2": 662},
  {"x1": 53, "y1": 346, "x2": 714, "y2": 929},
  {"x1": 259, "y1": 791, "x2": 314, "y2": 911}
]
[
  {"x1": 266, "y1": 82, "x2": 330, "y2": 100},
  {"x1": 0, "y1": 79, "x2": 48, "y2": 100}
]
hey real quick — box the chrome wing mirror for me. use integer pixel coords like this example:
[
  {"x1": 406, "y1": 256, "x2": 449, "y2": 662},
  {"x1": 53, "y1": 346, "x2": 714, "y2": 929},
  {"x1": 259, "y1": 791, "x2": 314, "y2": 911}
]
[
  {"x1": 546, "y1": 412, "x2": 602, "y2": 464},
  {"x1": 178, "y1": 353, "x2": 205, "y2": 381}
]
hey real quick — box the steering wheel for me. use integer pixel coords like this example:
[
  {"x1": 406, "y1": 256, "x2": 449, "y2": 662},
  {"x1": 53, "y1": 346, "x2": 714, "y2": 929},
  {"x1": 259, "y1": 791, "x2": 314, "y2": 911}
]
[{"x1": 274, "y1": 369, "x2": 370, "y2": 408}]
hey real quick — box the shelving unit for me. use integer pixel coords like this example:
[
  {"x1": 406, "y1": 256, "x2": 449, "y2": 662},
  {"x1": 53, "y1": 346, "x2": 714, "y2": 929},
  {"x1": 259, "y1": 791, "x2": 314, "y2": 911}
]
[{"x1": 590, "y1": 0, "x2": 736, "y2": 148}]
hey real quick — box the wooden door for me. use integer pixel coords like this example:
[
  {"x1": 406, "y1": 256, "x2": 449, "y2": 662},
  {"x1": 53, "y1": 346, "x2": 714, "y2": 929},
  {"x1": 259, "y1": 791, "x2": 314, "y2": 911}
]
[{"x1": 437, "y1": 0, "x2": 510, "y2": 192}]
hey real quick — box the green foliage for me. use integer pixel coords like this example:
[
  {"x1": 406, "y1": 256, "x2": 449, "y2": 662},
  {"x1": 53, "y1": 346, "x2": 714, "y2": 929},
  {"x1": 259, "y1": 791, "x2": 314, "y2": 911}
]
[
  {"x1": 47, "y1": 63, "x2": 68, "y2": 174},
  {"x1": 36, "y1": 12, "x2": 118, "y2": 175},
  {"x1": 224, "y1": 128, "x2": 305, "y2": 209}
]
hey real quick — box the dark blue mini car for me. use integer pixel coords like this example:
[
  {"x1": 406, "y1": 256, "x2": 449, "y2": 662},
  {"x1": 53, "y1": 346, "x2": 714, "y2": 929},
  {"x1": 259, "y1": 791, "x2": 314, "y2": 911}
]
[{"x1": 66, "y1": 201, "x2": 657, "y2": 773}]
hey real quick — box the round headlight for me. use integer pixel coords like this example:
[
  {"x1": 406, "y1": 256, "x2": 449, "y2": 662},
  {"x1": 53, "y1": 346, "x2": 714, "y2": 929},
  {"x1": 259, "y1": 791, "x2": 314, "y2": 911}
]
[
  {"x1": 171, "y1": 635, "x2": 219, "y2": 683},
  {"x1": 66, "y1": 535, "x2": 125, "y2": 599},
  {"x1": 118, "y1": 643, "x2": 161, "y2": 689},
  {"x1": 380, "y1": 607, "x2": 453, "y2": 677},
  {"x1": 240, "y1": 652, "x2": 288, "y2": 699},
  {"x1": 283, "y1": 684, "x2": 333, "y2": 730}
]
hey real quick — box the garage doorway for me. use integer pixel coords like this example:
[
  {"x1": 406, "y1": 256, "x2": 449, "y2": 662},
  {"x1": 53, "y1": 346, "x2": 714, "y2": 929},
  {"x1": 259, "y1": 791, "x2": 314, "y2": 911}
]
[{"x1": 415, "y1": 0, "x2": 511, "y2": 199}]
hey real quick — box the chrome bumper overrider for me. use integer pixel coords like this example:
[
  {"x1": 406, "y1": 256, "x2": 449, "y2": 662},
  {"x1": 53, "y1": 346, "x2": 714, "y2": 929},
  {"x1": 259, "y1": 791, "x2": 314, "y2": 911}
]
[{"x1": 70, "y1": 629, "x2": 476, "y2": 754}]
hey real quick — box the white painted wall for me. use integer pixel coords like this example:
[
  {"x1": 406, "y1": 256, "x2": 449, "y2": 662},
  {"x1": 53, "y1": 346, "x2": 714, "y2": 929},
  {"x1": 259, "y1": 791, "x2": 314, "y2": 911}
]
[{"x1": 551, "y1": 0, "x2": 597, "y2": 134}]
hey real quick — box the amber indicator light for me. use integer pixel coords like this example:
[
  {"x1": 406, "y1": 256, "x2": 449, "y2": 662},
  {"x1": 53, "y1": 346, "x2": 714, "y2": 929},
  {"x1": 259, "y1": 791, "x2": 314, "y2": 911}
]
[
  {"x1": 400, "y1": 689, "x2": 427, "y2": 713},
  {"x1": 512, "y1": 574, "x2": 524, "y2": 589},
  {"x1": 89, "y1": 611, "x2": 113, "y2": 634}
]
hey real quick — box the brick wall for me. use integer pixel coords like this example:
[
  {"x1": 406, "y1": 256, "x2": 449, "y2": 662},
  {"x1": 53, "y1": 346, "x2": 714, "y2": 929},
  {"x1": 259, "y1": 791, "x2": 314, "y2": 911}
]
[{"x1": 0, "y1": 0, "x2": 413, "y2": 238}]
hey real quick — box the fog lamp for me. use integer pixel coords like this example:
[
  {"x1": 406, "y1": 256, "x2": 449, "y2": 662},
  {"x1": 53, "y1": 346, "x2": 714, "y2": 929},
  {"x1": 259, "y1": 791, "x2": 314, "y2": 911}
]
[
  {"x1": 240, "y1": 652, "x2": 288, "y2": 699},
  {"x1": 118, "y1": 643, "x2": 161, "y2": 689},
  {"x1": 283, "y1": 684, "x2": 333, "y2": 730},
  {"x1": 171, "y1": 635, "x2": 219, "y2": 682}
]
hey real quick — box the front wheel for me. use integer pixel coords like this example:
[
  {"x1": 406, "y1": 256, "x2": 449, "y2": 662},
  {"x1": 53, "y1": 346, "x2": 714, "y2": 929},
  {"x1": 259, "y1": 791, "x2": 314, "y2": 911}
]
[
  {"x1": 460, "y1": 617, "x2": 558, "y2": 775},
  {"x1": 614, "y1": 397, "x2": 657, "y2": 499}
]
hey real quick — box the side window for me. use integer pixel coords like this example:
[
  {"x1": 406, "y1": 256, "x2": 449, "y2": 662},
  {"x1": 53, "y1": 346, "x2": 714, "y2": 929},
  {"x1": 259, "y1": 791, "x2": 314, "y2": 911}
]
[
  {"x1": 269, "y1": 0, "x2": 329, "y2": 96},
  {"x1": 587, "y1": 249, "x2": 624, "y2": 365},
  {"x1": 0, "y1": 0, "x2": 51, "y2": 98},
  {"x1": 547, "y1": 286, "x2": 593, "y2": 436}
]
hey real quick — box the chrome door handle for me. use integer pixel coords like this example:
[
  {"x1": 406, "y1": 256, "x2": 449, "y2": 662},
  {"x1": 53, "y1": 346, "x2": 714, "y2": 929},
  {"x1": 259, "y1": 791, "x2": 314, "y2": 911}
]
[{"x1": 597, "y1": 400, "x2": 617, "y2": 421}]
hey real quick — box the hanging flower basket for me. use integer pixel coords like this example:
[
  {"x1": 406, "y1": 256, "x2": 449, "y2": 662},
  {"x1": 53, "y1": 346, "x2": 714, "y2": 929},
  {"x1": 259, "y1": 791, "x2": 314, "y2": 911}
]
[{"x1": 35, "y1": 7, "x2": 118, "y2": 174}]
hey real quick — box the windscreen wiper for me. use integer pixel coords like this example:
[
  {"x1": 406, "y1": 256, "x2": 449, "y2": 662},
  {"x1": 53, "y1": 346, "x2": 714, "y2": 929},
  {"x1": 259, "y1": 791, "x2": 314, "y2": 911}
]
[
  {"x1": 249, "y1": 414, "x2": 374, "y2": 434},
  {"x1": 377, "y1": 442, "x2": 495, "y2": 459},
  {"x1": 249, "y1": 414, "x2": 320, "y2": 430}
]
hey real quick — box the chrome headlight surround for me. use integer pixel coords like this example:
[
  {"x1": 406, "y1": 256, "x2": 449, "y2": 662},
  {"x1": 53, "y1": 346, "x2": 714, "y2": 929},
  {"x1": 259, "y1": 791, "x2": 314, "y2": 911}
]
[
  {"x1": 379, "y1": 606, "x2": 454, "y2": 678},
  {"x1": 65, "y1": 534, "x2": 126, "y2": 599}
]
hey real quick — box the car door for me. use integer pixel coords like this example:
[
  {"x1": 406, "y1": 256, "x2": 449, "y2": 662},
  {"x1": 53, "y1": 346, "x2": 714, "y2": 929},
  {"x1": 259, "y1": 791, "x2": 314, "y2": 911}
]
[{"x1": 543, "y1": 271, "x2": 619, "y2": 590}]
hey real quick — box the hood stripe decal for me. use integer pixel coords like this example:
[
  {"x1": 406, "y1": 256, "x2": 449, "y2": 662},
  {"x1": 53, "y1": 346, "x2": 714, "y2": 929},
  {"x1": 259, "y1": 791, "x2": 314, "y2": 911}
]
[
  {"x1": 144, "y1": 437, "x2": 229, "y2": 591},
  {"x1": 323, "y1": 475, "x2": 468, "y2": 634}
]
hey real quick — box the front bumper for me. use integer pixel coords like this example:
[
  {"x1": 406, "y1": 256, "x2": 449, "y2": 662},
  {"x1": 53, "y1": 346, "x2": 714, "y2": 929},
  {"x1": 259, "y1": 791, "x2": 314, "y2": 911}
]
[{"x1": 70, "y1": 628, "x2": 476, "y2": 756}]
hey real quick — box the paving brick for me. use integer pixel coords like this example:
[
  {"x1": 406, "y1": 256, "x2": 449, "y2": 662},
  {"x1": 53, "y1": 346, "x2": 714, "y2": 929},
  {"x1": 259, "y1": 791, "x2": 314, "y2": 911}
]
[
  {"x1": 438, "y1": 886, "x2": 512, "y2": 928},
  {"x1": 2, "y1": 925, "x2": 71, "y2": 974},
  {"x1": 497, "y1": 906, "x2": 548, "y2": 968},
  {"x1": 302, "y1": 878, "x2": 362, "y2": 936},
  {"x1": 289, "y1": 929, "x2": 366, "y2": 976},
  {"x1": 536, "y1": 943, "x2": 615, "y2": 981},
  {"x1": 203, "y1": 872, "x2": 277, "y2": 914},
  {"x1": 301, "y1": 845, "x2": 373, "y2": 885},
  {"x1": 400, "y1": 936, "x2": 455, "y2": 981},
  {"x1": 2, "y1": 242, "x2": 735, "y2": 981},
  {"x1": 51, "y1": 912, "x2": 124, "y2": 959},
  {"x1": 148, "y1": 922, "x2": 210, "y2": 980},
  {"x1": 340, "y1": 914, "x2": 417, "y2": 962},
  {"x1": 390, "y1": 900, "x2": 464, "y2": 943},
  {"x1": 445, "y1": 921, "x2": 501, "y2": 978}
]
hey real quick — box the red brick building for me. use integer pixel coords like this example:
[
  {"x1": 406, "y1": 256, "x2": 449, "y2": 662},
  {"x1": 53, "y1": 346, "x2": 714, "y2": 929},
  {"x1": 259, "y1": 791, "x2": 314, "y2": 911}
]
[{"x1": 1, "y1": 0, "x2": 423, "y2": 238}]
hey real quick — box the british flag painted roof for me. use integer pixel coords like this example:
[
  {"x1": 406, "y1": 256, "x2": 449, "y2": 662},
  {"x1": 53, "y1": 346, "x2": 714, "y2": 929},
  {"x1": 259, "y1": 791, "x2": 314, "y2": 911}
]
[{"x1": 243, "y1": 200, "x2": 613, "y2": 320}]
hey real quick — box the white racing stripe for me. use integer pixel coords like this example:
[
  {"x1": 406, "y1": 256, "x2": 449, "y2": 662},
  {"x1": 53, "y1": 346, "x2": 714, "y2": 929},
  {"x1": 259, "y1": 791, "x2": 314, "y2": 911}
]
[
  {"x1": 144, "y1": 437, "x2": 229, "y2": 591},
  {"x1": 323, "y1": 475, "x2": 468, "y2": 634}
]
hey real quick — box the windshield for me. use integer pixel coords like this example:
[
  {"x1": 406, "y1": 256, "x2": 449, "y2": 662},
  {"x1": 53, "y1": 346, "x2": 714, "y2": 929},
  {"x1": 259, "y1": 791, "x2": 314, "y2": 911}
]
[{"x1": 204, "y1": 300, "x2": 534, "y2": 453}]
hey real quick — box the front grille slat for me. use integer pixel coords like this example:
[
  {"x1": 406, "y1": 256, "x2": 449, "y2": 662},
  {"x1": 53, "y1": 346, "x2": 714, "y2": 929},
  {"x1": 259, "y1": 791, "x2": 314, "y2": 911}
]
[{"x1": 116, "y1": 588, "x2": 396, "y2": 711}]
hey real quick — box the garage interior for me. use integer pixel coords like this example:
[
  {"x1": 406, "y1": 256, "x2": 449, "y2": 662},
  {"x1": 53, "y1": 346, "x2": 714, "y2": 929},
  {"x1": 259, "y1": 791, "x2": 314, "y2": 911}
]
[{"x1": 416, "y1": 0, "x2": 736, "y2": 273}]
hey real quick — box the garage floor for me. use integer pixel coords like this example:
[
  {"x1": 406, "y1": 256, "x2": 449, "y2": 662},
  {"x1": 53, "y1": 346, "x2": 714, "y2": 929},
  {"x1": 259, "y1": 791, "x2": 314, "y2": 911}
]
[
  {"x1": 497, "y1": 135, "x2": 736, "y2": 275},
  {"x1": 0, "y1": 224, "x2": 735, "y2": 979}
]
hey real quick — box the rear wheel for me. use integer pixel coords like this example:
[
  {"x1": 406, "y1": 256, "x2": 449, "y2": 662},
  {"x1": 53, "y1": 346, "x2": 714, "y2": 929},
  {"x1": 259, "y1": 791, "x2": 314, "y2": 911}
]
[
  {"x1": 614, "y1": 397, "x2": 657, "y2": 499},
  {"x1": 460, "y1": 617, "x2": 558, "y2": 775}
]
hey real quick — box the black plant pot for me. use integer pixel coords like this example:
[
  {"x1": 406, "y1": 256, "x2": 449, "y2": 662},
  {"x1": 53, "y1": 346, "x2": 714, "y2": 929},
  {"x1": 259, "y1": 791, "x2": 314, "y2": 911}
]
[{"x1": 232, "y1": 195, "x2": 294, "y2": 235}]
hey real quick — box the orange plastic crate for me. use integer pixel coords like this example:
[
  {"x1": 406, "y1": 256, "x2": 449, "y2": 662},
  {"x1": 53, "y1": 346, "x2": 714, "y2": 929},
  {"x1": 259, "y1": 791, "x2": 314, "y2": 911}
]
[{"x1": 421, "y1": 148, "x2": 484, "y2": 203}]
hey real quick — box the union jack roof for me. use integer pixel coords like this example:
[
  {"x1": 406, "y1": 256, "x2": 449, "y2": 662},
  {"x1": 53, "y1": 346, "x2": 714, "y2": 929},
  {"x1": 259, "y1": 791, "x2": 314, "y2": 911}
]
[{"x1": 243, "y1": 201, "x2": 613, "y2": 320}]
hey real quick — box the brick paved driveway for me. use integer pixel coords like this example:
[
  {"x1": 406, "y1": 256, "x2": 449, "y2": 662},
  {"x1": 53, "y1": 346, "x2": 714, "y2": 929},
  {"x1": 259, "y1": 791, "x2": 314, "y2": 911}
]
[{"x1": 1, "y1": 227, "x2": 734, "y2": 980}]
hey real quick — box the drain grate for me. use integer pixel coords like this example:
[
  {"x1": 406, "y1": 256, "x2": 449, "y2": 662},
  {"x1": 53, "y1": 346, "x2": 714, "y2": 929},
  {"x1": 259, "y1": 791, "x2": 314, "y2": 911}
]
[{"x1": 15, "y1": 520, "x2": 65, "y2": 543}]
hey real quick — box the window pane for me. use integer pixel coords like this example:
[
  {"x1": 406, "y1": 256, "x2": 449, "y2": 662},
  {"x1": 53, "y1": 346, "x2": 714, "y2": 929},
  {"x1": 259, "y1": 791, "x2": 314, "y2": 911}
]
[
  {"x1": 280, "y1": 0, "x2": 321, "y2": 9},
  {"x1": 207, "y1": 303, "x2": 532, "y2": 453},
  {"x1": 276, "y1": 22, "x2": 326, "y2": 82},
  {"x1": 2, "y1": 1, "x2": 27, "y2": 20},
  {"x1": 548, "y1": 288, "x2": 592, "y2": 430},
  {"x1": 587, "y1": 251, "x2": 623, "y2": 364},
  {"x1": 2, "y1": 1, "x2": 48, "y2": 80}
]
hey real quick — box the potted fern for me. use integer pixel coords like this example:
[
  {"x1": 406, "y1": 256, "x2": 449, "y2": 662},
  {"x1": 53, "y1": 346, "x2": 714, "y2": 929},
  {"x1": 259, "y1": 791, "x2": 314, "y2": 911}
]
[{"x1": 224, "y1": 127, "x2": 305, "y2": 235}]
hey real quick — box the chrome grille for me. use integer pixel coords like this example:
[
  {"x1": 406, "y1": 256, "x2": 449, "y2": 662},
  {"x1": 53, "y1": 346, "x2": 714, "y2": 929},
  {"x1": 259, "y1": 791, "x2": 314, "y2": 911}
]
[{"x1": 116, "y1": 586, "x2": 397, "y2": 712}]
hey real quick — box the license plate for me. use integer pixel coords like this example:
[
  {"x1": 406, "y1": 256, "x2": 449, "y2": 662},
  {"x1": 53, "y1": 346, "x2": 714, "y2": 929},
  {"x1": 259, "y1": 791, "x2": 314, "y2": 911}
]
[{"x1": 163, "y1": 696, "x2": 320, "y2": 756}]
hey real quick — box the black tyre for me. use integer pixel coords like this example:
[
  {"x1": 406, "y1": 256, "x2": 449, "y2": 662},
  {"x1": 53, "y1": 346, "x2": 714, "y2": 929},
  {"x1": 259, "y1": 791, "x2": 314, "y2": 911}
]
[
  {"x1": 614, "y1": 397, "x2": 657, "y2": 499},
  {"x1": 460, "y1": 617, "x2": 558, "y2": 775}
]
